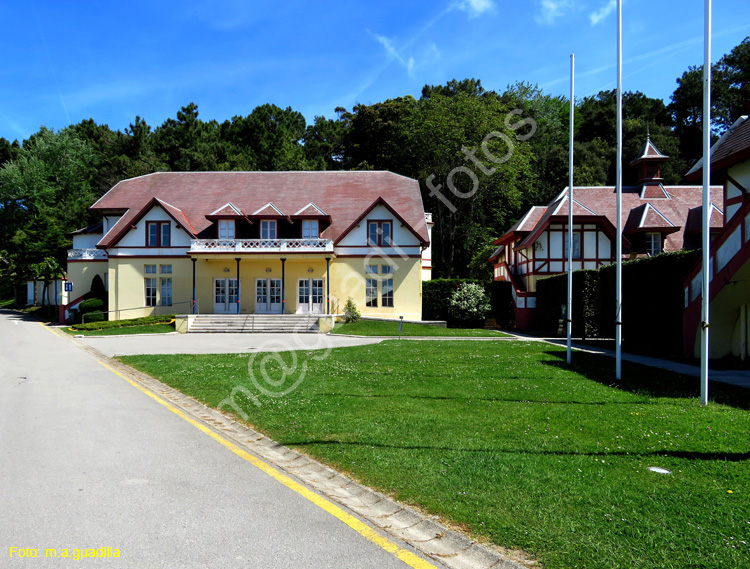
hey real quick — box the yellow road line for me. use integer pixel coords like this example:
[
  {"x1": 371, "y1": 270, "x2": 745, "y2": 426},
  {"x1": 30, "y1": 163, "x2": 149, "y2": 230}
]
[{"x1": 90, "y1": 356, "x2": 437, "y2": 569}]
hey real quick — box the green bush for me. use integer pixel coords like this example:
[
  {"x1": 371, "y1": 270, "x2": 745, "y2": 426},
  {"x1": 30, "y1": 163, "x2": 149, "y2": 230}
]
[
  {"x1": 78, "y1": 298, "x2": 104, "y2": 313},
  {"x1": 342, "y1": 297, "x2": 361, "y2": 323},
  {"x1": 448, "y1": 283, "x2": 491, "y2": 325},
  {"x1": 72, "y1": 314, "x2": 175, "y2": 331},
  {"x1": 422, "y1": 279, "x2": 481, "y2": 322},
  {"x1": 84, "y1": 311, "x2": 106, "y2": 323}
]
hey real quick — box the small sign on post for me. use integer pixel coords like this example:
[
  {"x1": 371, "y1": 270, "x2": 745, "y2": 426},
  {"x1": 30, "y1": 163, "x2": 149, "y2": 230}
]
[{"x1": 64, "y1": 282, "x2": 73, "y2": 292}]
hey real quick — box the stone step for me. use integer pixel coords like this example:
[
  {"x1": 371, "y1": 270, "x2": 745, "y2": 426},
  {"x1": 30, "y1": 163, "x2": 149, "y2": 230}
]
[{"x1": 188, "y1": 314, "x2": 323, "y2": 333}]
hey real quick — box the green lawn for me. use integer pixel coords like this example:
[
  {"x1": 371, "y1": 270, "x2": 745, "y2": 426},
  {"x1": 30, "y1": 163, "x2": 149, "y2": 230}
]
[
  {"x1": 120, "y1": 341, "x2": 750, "y2": 569},
  {"x1": 64, "y1": 323, "x2": 176, "y2": 336},
  {"x1": 332, "y1": 319, "x2": 508, "y2": 337}
]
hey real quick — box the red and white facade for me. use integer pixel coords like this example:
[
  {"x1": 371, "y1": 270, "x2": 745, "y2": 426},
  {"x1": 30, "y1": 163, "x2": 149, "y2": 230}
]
[
  {"x1": 491, "y1": 138, "x2": 723, "y2": 330},
  {"x1": 683, "y1": 114, "x2": 750, "y2": 358}
]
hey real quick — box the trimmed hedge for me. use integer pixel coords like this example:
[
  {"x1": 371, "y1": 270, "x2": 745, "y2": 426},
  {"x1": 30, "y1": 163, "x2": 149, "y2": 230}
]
[
  {"x1": 422, "y1": 279, "x2": 481, "y2": 323},
  {"x1": 601, "y1": 250, "x2": 700, "y2": 355},
  {"x1": 534, "y1": 250, "x2": 700, "y2": 356},
  {"x1": 72, "y1": 314, "x2": 175, "y2": 331},
  {"x1": 78, "y1": 298, "x2": 104, "y2": 313},
  {"x1": 537, "y1": 270, "x2": 602, "y2": 339},
  {"x1": 489, "y1": 281, "x2": 515, "y2": 329}
]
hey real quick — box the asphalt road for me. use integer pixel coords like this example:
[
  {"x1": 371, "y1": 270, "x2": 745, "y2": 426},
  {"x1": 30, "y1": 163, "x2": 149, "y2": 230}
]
[{"x1": 0, "y1": 311, "x2": 441, "y2": 569}]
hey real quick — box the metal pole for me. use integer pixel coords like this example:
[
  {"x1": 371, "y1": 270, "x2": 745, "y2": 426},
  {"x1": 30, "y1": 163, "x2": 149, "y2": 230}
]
[
  {"x1": 615, "y1": 0, "x2": 623, "y2": 380},
  {"x1": 567, "y1": 53, "x2": 575, "y2": 365},
  {"x1": 700, "y1": 0, "x2": 712, "y2": 405},
  {"x1": 191, "y1": 258, "x2": 196, "y2": 315},
  {"x1": 325, "y1": 257, "x2": 331, "y2": 315},
  {"x1": 280, "y1": 258, "x2": 286, "y2": 314},
  {"x1": 235, "y1": 257, "x2": 241, "y2": 314}
]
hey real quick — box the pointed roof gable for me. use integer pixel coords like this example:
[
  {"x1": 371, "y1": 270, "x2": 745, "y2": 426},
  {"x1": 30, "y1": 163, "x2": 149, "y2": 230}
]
[
  {"x1": 252, "y1": 202, "x2": 285, "y2": 217},
  {"x1": 294, "y1": 202, "x2": 328, "y2": 217},
  {"x1": 685, "y1": 203, "x2": 725, "y2": 234},
  {"x1": 208, "y1": 202, "x2": 243, "y2": 217},
  {"x1": 333, "y1": 196, "x2": 429, "y2": 246},
  {"x1": 551, "y1": 194, "x2": 599, "y2": 216},
  {"x1": 98, "y1": 197, "x2": 196, "y2": 248},
  {"x1": 630, "y1": 136, "x2": 669, "y2": 166},
  {"x1": 625, "y1": 203, "x2": 679, "y2": 234}
]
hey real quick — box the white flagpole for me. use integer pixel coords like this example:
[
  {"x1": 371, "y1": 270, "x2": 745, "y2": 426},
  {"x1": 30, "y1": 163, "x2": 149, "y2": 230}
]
[
  {"x1": 615, "y1": 0, "x2": 623, "y2": 380},
  {"x1": 701, "y1": 0, "x2": 712, "y2": 405},
  {"x1": 567, "y1": 54, "x2": 575, "y2": 365}
]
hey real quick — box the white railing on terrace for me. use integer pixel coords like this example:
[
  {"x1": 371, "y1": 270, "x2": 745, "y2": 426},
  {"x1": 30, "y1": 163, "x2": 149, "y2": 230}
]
[
  {"x1": 190, "y1": 238, "x2": 334, "y2": 253},
  {"x1": 67, "y1": 248, "x2": 107, "y2": 260}
]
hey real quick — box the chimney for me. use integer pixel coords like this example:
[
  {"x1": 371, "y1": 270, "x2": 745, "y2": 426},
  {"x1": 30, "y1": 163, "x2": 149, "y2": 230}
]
[{"x1": 743, "y1": 100, "x2": 750, "y2": 116}]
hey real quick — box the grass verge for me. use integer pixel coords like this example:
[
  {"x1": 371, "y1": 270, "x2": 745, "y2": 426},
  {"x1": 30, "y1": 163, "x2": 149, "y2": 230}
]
[
  {"x1": 119, "y1": 341, "x2": 750, "y2": 569},
  {"x1": 332, "y1": 319, "x2": 507, "y2": 337},
  {"x1": 64, "y1": 323, "x2": 175, "y2": 336}
]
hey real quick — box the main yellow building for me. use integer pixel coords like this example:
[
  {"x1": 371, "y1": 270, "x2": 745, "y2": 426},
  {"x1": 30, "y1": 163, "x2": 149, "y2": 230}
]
[{"x1": 65, "y1": 171, "x2": 433, "y2": 325}]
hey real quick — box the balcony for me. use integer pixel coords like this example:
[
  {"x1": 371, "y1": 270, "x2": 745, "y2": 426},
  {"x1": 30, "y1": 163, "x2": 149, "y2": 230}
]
[
  {"x1": 67, "y1": 248, "x2": 108, "y2": 260},
  {"x1": 189, "y1": 238, "x2": 334, "y2": 254}
]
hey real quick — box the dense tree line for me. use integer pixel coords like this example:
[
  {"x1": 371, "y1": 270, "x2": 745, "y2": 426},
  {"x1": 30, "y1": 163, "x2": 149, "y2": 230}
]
[{"x1": 1, "y1": 38, "x2": 747, "y2": 301}]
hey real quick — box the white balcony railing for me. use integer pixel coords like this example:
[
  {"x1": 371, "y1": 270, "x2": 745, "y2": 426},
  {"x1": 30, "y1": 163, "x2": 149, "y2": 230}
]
[
  {"x1": 189, "y1": 238, "x2": 334, "y2": 253},
  {"x1": 67, "y1": 248, "x2": 108, "y2": 260}
]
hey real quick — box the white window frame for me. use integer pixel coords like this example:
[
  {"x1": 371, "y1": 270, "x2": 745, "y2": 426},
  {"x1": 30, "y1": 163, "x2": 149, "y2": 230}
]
[
  {"x1": 645, "y1": 233, "x2": 662, "y2": 256},
  {"x1": 261, "y1": 220, "x2": 277, "y2": 240},
  {"x1": 219, "y1": 220, "x2": 236, "y2": 240},
  {"x1": 160, "y1": 278, "x2": 173, "y2": 306},
  {"x1": 302, "y1": 220, "x2": 319, "y2": 239}
]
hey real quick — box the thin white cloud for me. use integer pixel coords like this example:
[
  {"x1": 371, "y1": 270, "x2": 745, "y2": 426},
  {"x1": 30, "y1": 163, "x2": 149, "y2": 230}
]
[
  {"x1": 457, "y1": 0, "x2": 495, "y2": 18},
  {"x1": 370, "y1": 32, "x2": 416, "y2": 78},
  {"x1": 590, "y1": 0, "x2": 617, "y2": 26},
  {"x1": 534, "y1": 0, "x2": 574, "y2": 26}
]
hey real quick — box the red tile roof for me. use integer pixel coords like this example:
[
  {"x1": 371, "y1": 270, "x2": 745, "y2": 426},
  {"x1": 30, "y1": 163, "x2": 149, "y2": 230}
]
[
  {"x1": 92, "y1": 171, "x2": 429, "y2": 248},
  {"x1": 501, "y1": 184, "x2": 723, "y2": 253},
  {"x1": 686, "y1": 116, "x2": 750, "y2": 180}
]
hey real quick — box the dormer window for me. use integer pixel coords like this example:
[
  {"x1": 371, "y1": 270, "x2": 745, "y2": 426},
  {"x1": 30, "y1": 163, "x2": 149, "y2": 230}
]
[
  {"x1": 218, "y1": 220, "x2": 235, "y2": 240},
  {"x1": 146, "y1": 221, "x2": 170, "y2": 247},
  {"x1": 645, "y1": 233, "x2": 662, "y2": 256},
  {"x1": 302, "y1": 220, "x2": 319, "y2": 239},
  {"x1": 368, "y1": 220, "x2": 392, "y2": 246},
  {"x1": 261, "y1": 220, "x2": 277, "y2": 240}
]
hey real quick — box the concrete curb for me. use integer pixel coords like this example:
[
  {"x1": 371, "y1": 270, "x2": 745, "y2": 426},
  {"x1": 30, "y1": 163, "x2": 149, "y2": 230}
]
[{"x1": 76, "y1": 342, "x2": 535, "y2": 569}]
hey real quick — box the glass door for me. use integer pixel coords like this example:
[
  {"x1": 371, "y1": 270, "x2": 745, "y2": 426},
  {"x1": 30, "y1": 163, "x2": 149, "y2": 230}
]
[
  {"x1": 296, "y1": 278, "x2": 324, "y2": 314},
  {"x1": 214, "y1": 278, "x2": 239, "y2": 313},
  {"x1": 256, "y1": 278, "x2": 283, "y2": 313}
]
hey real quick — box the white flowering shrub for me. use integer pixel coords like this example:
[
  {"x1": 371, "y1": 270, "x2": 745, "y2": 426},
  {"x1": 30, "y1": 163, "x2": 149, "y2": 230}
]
[{"x1": 448, "y1": 283, "x2": 490, "y2": 323}]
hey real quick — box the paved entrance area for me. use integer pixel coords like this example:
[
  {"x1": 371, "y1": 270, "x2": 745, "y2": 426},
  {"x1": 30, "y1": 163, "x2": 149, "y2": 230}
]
[{"x1": 70, "y1": 329, "x2": 385, "y2": 357}]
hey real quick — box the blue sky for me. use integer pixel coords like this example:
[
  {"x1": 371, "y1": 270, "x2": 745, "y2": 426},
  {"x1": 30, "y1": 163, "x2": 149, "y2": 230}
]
[{"x1": 1, "y1": 0, "x2": 747, "y2": 142}]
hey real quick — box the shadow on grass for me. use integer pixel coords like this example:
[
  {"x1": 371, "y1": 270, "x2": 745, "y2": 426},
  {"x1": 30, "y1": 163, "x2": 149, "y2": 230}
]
[
  {"x1": 543, "y1": 350, "x2": 750, "y2": 411},
  {"x1": 283, "y1": 439, "x2": 750, "y2": 462},
  {"x1": 319, "y1": 392, "x2": 657, "y2": 406}
]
